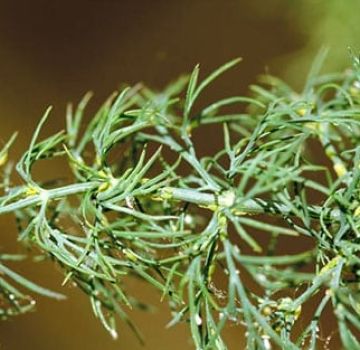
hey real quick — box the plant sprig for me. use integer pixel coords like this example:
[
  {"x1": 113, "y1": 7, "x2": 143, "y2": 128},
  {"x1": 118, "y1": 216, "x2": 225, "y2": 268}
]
[{"x1": 1, "y1": 52, "x2": 360, "y2": 349}]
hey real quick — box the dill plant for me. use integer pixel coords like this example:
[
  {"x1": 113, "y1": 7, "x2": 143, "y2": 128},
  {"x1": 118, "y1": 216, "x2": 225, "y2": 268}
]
[{"x1": 1, "y1": 50, "x2": 360, "y2": 349}]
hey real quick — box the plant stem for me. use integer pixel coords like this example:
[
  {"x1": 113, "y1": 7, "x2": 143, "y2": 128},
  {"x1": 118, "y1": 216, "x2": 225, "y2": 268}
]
[
  {"x1": 0, "y1": 182, "x2": 99, "y2": 215},
  {"x1": 160, "y1": 187, "x2": 341, "y2": 221}
]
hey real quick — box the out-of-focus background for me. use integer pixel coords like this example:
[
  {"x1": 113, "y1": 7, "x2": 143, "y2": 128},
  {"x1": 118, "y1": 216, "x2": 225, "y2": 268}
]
[{"x1": 0, "y1": 1, "x2": 359, "y2": 349}]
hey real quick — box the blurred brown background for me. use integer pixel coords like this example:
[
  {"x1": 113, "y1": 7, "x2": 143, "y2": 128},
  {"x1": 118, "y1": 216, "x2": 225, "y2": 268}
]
[{"x1": 0, "y1": 0, "x2": 359, "y2": 349}]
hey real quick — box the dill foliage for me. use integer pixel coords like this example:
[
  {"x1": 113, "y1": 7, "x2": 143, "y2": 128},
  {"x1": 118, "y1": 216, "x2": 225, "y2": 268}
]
[{"x1": 1, "y1": 51, "x2": 360, "y2": 349}]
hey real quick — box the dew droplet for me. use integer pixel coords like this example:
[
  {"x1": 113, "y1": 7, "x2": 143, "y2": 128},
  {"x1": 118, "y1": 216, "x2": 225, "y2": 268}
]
[
  {"x1": 195, "y1": 313, "x2": 202, "y2": 326},
  {"x1": 184, "y1": 214, "x2": 193, "y2": 225},
  {"x1": 110, "y1": 328, "x2": 118, "y2": 340},
  {"x1": 261, "y1": 335, "x2": 271, "y2": 350}
]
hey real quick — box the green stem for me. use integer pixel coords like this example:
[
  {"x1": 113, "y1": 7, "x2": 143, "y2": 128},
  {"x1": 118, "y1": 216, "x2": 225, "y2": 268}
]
[
  {"x1": 159, "y1": 187, "x2": 341, "y2": 221},
  {"x1": 0, "y1": 182, "x2": 98, "y2": 215},
  {"x1": 0, "y1": 183, "x2": 342, "y2": 223}
]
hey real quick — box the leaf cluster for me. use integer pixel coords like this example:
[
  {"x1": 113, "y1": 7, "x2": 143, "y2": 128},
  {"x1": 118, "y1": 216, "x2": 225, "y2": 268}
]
[{"x1": 1, "y1": 51, "x2": 360, "y2": 349}]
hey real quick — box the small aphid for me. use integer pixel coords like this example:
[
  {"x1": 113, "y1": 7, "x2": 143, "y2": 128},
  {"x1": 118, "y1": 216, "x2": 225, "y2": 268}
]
[
  {"x1": 262, "y1": 306, "x2": 272, "y2": 317},
  {"x1": 24, "y1": 185, "x2": 39, "y2": 197},
  {"x1": 123, "y1": 248, "x2": 138, "y2": 262},
  {"x1": 319, "y1": 256, "x2": 342, "y2": 276},
  {"x1": 354, "y1": 206, "x2": 360, "y2": 217},
  {"x1": 333, "y1": 163, "x2": 347, "y2": 178},
  {"x1": 296, "y1": 107, "x2": 307, "y2": 117},
  {"x1": 97, "y1": 181, "x2": 110, "y2": 192}
]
